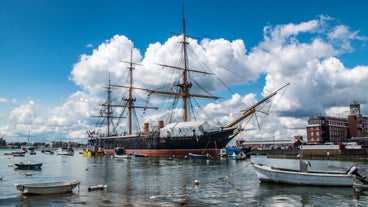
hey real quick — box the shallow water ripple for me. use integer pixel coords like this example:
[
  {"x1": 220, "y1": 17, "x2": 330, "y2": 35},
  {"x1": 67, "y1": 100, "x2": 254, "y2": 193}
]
[{"x1": 1, "y1": 150, "x2": 367, "y2": 206}]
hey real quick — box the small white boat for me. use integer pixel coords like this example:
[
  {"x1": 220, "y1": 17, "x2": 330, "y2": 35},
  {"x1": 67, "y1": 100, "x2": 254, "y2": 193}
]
[
  {"x1": 129, "y1": 151, "x2": 148, "y2": 157},
  {"x1": 57, "y1": 147, "x2": 74, "y2": 156},
  {"x1": 113, "y1": 147, "x2": 131, "y2": 159},
  {"x1": 15, "y1": 180, "x2": 80, "y2": 195},
  {"x1": 252, "y1": 161, "x2": 368, "y2": 187},
  {"x1": 12, "y1": 151, "x2": 26, "y2": 157},
  {"x1": 43, "y1": 149, "x2": 55, "y2": 155},
  {"x1": 88, "y1": 184, "x2": 107, "y2": 191}
]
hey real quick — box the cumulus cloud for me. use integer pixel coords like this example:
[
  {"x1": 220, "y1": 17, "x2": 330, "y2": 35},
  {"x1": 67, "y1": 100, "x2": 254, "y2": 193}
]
[
  {"x1": 3, "y1": 15, "x2": 368, "y2": 143},
  {"x1": 4, "y1": 100, "x2": 40, "y2": 139},
  {"x1": 258, "y1": 16, "x2": 367, "y2": 117},
  {"x1": 8, "y1": 100, "x2": 38, "y2": 125},
  {"x1": 86, "y1": 43, "x2": 93, "y2": 48}
]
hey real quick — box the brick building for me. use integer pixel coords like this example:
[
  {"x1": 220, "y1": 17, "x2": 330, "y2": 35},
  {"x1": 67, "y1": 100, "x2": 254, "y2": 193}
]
[
  {"x1": 306, "y1": 101, "x2": 368, "y2": 144},
  {"x1": 348, "y1": 101, "x2": 368, "y2": 137}
]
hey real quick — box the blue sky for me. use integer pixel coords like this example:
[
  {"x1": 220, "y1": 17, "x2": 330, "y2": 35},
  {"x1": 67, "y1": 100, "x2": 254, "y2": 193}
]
[{"x1": 1, "y1": 0, "x2": 368, "y2": 143}]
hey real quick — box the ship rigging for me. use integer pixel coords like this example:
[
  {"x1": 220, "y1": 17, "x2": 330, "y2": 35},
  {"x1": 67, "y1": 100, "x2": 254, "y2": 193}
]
[{"x1": 87, "y1": 6, "x2": 290, "y2": 156}]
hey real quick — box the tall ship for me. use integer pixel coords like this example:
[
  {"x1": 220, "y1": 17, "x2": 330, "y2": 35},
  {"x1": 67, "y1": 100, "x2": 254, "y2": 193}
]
[{"x1": 87, "y1": 8, "x2": 289, "y2": 156}]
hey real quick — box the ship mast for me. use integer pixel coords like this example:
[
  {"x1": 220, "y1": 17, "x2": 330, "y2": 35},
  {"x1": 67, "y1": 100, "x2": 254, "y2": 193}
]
[
  {"x1": 92, "y1": 77, "x2": 126, "y2": 136},
  {"x1": 127, "y1": 47, "x2": 134, "y2": 134},
  {"x1": 106, "y1": 79, "x2": 112, "y2": 135},
  {"x1": 93, "y1": 78, "x2": 112, "y2": 136},
  {"x1": 112, "y1": 46, "x2": 158, "y2": 135},
  {"x1": 152, "y1": 5, "x2": 218, "y2": 122},
  {"x1": 181, "y1": 6, "x2": 190, "y2": 122},
  {"x1": 224, "y1": 83, "x2": 290, "y2": 128}
]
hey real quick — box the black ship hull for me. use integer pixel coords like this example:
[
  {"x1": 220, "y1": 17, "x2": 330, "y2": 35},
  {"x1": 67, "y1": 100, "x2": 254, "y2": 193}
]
[
  {"x1": 88, "y1": 127, "x2": 236, "y2": 156},
  {"x1": 85, "y1": 8, "x2": 289, "y2": 158}
]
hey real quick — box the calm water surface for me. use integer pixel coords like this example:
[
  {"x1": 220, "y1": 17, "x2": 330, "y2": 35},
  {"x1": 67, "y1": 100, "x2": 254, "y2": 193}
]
[{"x1": 1, "y1": 149, "x2": 368, "y2": 206}]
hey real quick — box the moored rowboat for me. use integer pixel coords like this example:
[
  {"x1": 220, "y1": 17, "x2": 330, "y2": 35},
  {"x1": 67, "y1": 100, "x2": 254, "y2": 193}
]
[
  {"x1": 252, "y1": 163, "x2": 368, "y2": 187},
  {"x1": 15, "y1": 180, "x2": 80, "y2": 195},
  {"x1": 14, "y1": 162, "x2": 42, "y2": 170}
]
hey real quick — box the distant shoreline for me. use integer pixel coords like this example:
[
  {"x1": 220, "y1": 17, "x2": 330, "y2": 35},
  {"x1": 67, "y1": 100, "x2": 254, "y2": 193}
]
[{"x1": 250, "y1": 148, "x2": 368, "y2": 161}]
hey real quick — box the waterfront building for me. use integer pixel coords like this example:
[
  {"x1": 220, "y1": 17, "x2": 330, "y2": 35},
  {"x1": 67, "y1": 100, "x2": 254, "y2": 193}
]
[
  {"x1": 306, "y1": 101, "x2": 368, "y2": 144},
  {"x1": 238, "y1": 136, "x2": 304, "y2": 150},
  {"x1": 348, "y1": 101, "x2": 368, "y2": 137},
  {"x1": 306, "y1": 116, "x2": 348, "y2": 144}
]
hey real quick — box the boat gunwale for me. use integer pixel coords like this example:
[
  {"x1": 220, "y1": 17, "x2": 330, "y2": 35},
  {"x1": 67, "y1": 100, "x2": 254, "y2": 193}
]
[
  {"x1": 89, "y1": 127, "x2": 237, "y2": 141},
  {"x1": 15, "y1": 180, "x2": 81, "y2": 194},
  {"x1": 253, "y1": 163, "x2": 356, "y2": 187},
  {"x1": 255, "y1": 164, "x2": 352, "y2": 178},
  {"x1": 16, "y1": 181, "x2": 80, "y2": 188}
]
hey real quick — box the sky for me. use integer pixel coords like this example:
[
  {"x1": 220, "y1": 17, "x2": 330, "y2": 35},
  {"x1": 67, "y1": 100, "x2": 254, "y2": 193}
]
[{"x1": 1, "y1": 0, "x2": 368, "y2": 144}]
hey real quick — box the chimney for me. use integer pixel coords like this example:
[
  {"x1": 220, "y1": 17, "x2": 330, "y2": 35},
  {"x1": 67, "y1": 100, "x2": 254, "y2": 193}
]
[
  {"x1": 143, "y1": 123, "x2": 149, "y2": 133},
  {"x1": 158, "y1": 120, "x2": 164, "y2": 129}
]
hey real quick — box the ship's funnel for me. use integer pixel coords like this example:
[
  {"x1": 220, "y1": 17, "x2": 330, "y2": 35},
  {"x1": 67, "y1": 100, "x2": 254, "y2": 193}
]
[
  {"x1": 158, "y1": 120, "x2": 164, "y2": 129},
  {"x1": 143, "y1": 123, "x2": 149, "y2": 133}
]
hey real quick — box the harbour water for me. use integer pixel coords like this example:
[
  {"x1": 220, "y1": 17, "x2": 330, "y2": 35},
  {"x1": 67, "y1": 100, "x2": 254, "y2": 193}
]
[{"x1": 1, "y1": 149, "x2": 368, "y2": 206}]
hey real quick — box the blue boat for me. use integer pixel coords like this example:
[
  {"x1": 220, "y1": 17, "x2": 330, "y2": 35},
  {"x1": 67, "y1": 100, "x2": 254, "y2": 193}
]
[
  {"x1": 229, "y1": 152, "x2": 247, "y2": 160},
  {"x1": 188, "y1": 153, "x2": 210, "y2": 159},
  {"x1": 220, "y1": 147, "x2": 251, "y2": 159}
]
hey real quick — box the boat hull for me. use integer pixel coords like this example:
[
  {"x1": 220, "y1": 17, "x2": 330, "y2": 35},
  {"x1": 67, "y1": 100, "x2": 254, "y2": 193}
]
[
  {"x1": 12, "y1": 151, "x2": 26, "y2": 157},
  {"x1": 114, "y1": 154, "x2": 131, "y2": 159},
  {"x1": 113, "y1": 147, "x2": 131, "y2": 159},
  {"x1": 253, "y1": 164, "x2": 354, "y2": 187},
  {"x1": 15, "y1": 180, "x2": 80, "y2": 195},
  {"x1": 129, "y1": 152, "x2": 148, "y2": 157},
  {"x1": 89, "y1": 128, "x2": 235, "y2": 156},
  {"x1": 57, "y1": 148, "x2": 74, "y2": 156},
  {"x1": 188, "y1": 153, "x2": 209, "y2": 159},
  {"x1": 14, "y1": 163, "x2": 42, "y2": 170},
  {"x1": 57, "y1": 152, "x2": 74, "y2": 156},
  {"x1": 82, "y1": 150, "x2": 104, "y2": 157}
]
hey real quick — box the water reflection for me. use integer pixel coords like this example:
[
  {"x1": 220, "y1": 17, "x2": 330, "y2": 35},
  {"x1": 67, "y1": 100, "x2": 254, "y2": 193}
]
[
  {"x1": 1, "y1": 150, "x2": 368, "y2": 206},
  {"x1": 254, "y1": 180, "x2": 358, "y2": 206}
]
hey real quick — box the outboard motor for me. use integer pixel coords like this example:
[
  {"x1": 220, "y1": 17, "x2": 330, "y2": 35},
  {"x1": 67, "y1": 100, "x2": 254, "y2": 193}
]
[
  {"x1": 347, "y1": 166, "x2": 368, "y2": 184},
  {"x1": 347, "y1": 166, "x2": 358, "y2": 175}
]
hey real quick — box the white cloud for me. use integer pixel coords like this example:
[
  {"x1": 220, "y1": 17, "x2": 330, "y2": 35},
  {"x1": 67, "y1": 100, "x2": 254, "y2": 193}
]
[
  {"x1": 2, "y1": 16, "x2": 368, "y2": 143},
  {"x1": 70, "y1": 35, "x2": 141, "y2": 93},
  {"x1": 325, "y1": 106, "x2": 350, "y2": 118},
  {"x1": 86, "y1": 43, "x2": 93, "y2": 48},
  {"x1": 8, "y1": 100, "x2": 38, "y2": 125}
]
